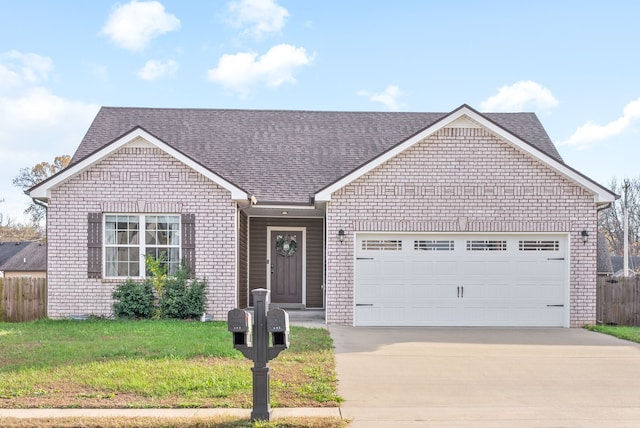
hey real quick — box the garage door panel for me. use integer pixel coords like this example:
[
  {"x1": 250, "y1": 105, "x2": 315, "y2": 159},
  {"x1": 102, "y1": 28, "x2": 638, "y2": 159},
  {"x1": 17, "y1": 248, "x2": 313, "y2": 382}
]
[
  {"x1": 408, "y1": 283, "x2": 455, "y2": 298},
  {"x1": 355, "y1": 306, "x2": 379, "y2": 325},
  {"x1": 411, "y1": 260, "x2": 435, "y2": 275},
  {"x1": 432, "y1": 260, "x2": 458, "y2": 275},
  {"x1": 543, "y1": 262, "x2": 566, "y2": 277},
  {"x1": 355, "y1": 234, "x2": 567, "y2": 327},
  {"x1": 483, "y1": 284, "x2": 510, "y2": 299},
  {"x1": 461, "y1": 260, "x2": 487, "y2": 275},
  {"x1": 514, "y1": 260, "x2": 541, "y2": 276}
]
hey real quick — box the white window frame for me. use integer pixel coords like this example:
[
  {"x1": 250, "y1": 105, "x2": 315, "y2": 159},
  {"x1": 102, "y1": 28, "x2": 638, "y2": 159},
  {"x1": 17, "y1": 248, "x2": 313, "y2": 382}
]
[{"x1": 103, "y1": 213, "x2": 181, "y2": 278}]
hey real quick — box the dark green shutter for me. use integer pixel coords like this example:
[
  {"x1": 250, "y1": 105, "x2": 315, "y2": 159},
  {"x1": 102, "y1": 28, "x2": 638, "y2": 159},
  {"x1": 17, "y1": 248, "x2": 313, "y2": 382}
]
[
  {"x1": 87, "y1": 213, "x2": 102, "y2": 279},
  {"x1": 182, "y1": 214, "x2": 196, "y2": 275}
]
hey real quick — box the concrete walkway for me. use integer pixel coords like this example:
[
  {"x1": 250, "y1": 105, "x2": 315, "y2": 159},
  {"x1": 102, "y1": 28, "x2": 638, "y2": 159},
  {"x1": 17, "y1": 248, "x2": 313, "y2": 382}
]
[{"x1": 330, "y1": 326, "x2": 640, "y2": 427}]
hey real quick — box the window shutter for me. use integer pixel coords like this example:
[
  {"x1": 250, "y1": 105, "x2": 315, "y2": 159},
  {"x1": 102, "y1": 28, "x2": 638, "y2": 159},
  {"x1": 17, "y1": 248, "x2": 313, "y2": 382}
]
[
  {"x1": 182, "y1": 213, "x2": 196, "y2": 275},
  {"x1": 87, "y1": 212, "x2": 102, "y2": 279}
]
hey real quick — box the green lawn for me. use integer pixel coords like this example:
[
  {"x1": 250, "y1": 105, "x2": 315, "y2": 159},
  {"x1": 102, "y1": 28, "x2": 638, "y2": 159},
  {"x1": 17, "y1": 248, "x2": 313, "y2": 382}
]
[
  {"x1": 586, "y1": 325, "x2": 640, "y2": 343},
  {"x1": 0, "y1": 319, "x2": 341, "y2": 409}
]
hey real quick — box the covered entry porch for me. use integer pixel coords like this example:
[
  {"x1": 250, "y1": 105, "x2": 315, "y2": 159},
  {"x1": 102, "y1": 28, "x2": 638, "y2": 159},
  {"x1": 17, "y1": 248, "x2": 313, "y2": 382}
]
[{"x1": 237, "y1": 209, "x2": 326, "y2": 311}]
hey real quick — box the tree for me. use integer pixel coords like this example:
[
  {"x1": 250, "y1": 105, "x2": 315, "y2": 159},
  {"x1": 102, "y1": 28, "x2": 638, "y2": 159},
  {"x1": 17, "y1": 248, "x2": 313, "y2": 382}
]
[
  {"x1": 0, "y1": 196, "x2": 43, "y2": 241},
  {"x1": 598, "y1": 177, "x2": 640, "y2": 258},
  {"x1": 0, "y1": 217, "x2": 42, "y2": 241},
  {"x1": 12, "y1": 155, "x2": 71, "y2": 225}
]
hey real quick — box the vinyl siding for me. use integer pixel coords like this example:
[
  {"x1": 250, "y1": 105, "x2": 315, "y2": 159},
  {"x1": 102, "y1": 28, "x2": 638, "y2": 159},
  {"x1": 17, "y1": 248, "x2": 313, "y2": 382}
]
[{"x1": 249, "y1": 217, "x2": 324, "y2": 308}]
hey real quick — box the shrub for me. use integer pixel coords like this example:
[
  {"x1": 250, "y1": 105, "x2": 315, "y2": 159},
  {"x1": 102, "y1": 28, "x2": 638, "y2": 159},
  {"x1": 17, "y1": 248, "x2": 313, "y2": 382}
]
[
  {"x1": 112, "y1": 279, "x2": 155, "y2": 319},
  {"x1": 159, "y1": 264, "x2": 206, "y2": 319}
]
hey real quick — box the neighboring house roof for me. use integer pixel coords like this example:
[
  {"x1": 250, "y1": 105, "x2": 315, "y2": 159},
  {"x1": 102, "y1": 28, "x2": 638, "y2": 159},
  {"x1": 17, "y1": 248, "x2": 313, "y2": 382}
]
[
  {"x1": 0, "y1": 241, "x2": 46, "y2": 272},
  {"x1": 29, "y1": 104, "x2": 617, "y2": 206},
  {"x1": 0, "y1": 242, "x2": 31, "y2": 266},
  {"x1": 610, "y1": 256, "x2": 640, "y2": 274}
]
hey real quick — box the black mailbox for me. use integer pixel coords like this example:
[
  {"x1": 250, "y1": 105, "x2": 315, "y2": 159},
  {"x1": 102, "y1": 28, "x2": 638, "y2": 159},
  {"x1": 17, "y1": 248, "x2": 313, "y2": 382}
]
[
  {"x1": 267, "y1": 308, "x2": 290, "y2": 348},
  {"x1": 228, "y1": 308, "x2": 253, "y2": 347}
]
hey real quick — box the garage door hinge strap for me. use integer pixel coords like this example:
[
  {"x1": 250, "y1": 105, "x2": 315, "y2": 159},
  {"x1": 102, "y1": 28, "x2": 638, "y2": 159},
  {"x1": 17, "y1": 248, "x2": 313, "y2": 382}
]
[
  {"x1": 547, "y1": 304, "x2": 564, "y2": 307},
  {"x1": 356, "y1": 257, "x2": 374, "y2": 260},
  {"x1": 356, "y1": 304, "x2": 374, "y2": 307},
  {"x1": 547, "y1": 257, "x2": 565, "y2": 260}
]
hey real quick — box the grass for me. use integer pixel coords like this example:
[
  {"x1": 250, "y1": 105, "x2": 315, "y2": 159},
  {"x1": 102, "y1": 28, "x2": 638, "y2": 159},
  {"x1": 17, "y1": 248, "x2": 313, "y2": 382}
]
[
  {"x1": 0, "y1": 319, "x2": 341, "y2": 410},
  {"x1": 586, "y1": 324, "x2": 640, "y2": 343}
]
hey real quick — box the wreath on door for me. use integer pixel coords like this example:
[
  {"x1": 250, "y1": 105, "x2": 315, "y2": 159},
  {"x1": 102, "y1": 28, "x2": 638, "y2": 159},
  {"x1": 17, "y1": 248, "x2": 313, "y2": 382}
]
[{"x1": 276, "y1": 234, "x2": 297, "y2": 257}]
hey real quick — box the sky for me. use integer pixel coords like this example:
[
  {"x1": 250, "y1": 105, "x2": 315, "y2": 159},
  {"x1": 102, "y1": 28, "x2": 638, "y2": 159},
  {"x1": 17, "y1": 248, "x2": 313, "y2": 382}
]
[{"x1": 0, "y1": 0, "x2": 639, "y2": 224}]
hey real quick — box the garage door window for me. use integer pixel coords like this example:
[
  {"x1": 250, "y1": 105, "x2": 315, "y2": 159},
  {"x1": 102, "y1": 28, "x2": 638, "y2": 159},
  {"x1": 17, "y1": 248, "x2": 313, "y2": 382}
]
[
  {"x1": 466, "y1": 240, "x2": 507, "y2": 251},
  {"x1": 414, "y1": 240, "x2": 455, "y2": 251},
  {"x1": 518, "y1": 240, "x2": 560, "y2": 251},
  {"x1": 362, "y1": 239, "x2": 402, "y2": 251}
]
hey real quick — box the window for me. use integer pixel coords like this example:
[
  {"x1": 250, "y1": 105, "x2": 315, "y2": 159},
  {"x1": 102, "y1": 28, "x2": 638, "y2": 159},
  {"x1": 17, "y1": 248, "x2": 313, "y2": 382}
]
[
  {"x1": 361, "y1": 239, "x2": 402, "y2": 251},
  {"x1": 519, "y1": 240, "x2": 560, "y2": 251},
  {"x1": 466, "y1": 240, "x2": 507, "y2": 251},
  {"x1": 104, "y1": 214, "x2": 181, "y2": 277},
  {"x1": 414, "y1": 240, "x2": 455, "y2": 251}
]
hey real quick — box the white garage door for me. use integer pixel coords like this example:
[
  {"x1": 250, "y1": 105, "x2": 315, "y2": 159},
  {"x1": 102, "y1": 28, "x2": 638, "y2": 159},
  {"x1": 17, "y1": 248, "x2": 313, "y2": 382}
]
[{"x1": 355, "y1": 234, "x2": 567, "y2": 327}]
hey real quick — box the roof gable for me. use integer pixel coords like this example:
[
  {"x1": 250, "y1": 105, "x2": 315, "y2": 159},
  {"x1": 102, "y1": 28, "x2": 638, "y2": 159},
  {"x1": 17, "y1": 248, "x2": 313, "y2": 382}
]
[
  {"x1": 315, "y1": 105, "x2": 616, "y2": 205},
  {"x1": 31, "y1": 105, "x2": 615, "y2": 207},
  {"x1": 29, "y1": 127, "x2": 249, "y2": 201}
]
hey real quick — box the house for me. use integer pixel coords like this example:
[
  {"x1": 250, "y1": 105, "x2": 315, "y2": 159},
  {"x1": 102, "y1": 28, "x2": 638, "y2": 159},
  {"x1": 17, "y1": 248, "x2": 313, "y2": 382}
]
[
  {"x1": 0, "y1": 242, "x2": 28, "y2": 276},
  {"x1": 610, "y1": 255, "x2": 640, "y2": 277},
  {"x1": 0, "y1": 241, "x2": 46, "y2": 278},
  {"x1": 29, "y1": 104, "x2": 617, "y2": 327}
]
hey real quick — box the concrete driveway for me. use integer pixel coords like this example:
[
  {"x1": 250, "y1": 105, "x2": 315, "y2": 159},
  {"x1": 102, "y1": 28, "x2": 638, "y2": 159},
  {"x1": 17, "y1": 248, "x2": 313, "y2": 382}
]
[{"x1": 329, "y1": 326, "x2": 640, "y2": 427}]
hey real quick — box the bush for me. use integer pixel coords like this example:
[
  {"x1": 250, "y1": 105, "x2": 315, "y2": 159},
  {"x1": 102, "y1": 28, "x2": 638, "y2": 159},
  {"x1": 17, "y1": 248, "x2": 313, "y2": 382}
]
[
  {"x1": 159, "y1": 264, "x2": 206, "y2": 319},
  {"x1": 112, "y1": 279, "x2": 155, "y2": 319}
]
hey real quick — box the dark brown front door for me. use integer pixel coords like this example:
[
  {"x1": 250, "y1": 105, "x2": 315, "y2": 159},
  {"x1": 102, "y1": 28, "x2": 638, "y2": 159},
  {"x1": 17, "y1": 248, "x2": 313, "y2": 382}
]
[{"x1": 270, "y1": 230, "x2": 303, "y2": 304}]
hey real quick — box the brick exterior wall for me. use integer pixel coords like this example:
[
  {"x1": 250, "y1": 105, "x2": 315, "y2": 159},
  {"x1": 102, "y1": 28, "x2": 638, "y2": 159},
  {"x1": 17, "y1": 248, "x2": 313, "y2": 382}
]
[
  {"x1": 47, "y1": 145, "x2": 237, "y2": 320},
  {"x1": 325, "y1": 127, "x2": 598, "y2": 327}
]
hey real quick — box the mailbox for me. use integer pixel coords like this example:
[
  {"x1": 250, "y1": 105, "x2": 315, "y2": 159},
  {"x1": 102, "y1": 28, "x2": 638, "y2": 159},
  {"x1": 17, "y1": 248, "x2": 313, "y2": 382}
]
[
  {"x1": 267, "y1": 308, "x2": 290, "y2": 348},
  {"x1": 228, "y1": 308, "x2": 253, "y2": 347}
]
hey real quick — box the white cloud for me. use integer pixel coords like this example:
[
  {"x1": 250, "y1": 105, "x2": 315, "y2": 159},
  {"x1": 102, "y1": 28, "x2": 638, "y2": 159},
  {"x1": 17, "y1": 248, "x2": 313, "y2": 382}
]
[
  {"x1": 0, "y1": 51, "x2": 53, "y2": 91},
  {"x1": 207, "y1": 44, "x2": 313, "y2": 95},
  {"x1": 137, "y1": 59, "x2": 178, "y2": 80},
  {"x1": 480, "y1": 80, "x2": 558, "y2": 112},
  {"x1": 0, "y1": 51, "x2": 99, "y2": 224},
  {"x1": 358, "y1": 85, "x2": 403, "y2": 111},
  {"x1": 558, "y1": 98, "x2": 640, "y2": 149},
  {"x1": 101, "y1": 0, "x2": 180, "y2": 51},
  {"x1": 227, "y1": 0, "x2": 289, "y2": 38}
]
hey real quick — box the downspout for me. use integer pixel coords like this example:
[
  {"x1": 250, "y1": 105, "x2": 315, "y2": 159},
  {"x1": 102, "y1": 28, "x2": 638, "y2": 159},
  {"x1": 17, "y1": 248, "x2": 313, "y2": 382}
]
[
  {"x1": 32, "y1": 197, "x2": 48, "y2": 240},
  {"x1": 237, "y1": 195, "x2": 257, "y2": 308}
]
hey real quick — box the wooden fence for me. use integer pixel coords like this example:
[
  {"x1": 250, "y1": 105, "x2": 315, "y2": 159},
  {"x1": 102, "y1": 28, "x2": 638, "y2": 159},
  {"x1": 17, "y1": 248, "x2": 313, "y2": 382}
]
[
  {"x1": 0, "y1": 277, "x2": 47, "y2": 322},
  {"x1": 597, "y1": 275, "x2": 640, "y2": 326}
]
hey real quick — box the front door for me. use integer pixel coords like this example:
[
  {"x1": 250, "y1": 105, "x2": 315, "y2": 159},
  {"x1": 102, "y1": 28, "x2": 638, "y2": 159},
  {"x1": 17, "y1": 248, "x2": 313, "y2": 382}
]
[{"x1": 270, "y1": 230, "x2": 303, "y2": 304}]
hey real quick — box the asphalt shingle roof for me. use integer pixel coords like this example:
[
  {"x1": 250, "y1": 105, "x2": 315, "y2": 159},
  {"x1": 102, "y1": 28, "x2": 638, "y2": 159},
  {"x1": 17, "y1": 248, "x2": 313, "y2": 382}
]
[
  {"x1": 0, "y1": 241, "x2": 46, "y2": 272},
  {"x1": 71, "y1": 107, "x2": 563, "y2": 204}
]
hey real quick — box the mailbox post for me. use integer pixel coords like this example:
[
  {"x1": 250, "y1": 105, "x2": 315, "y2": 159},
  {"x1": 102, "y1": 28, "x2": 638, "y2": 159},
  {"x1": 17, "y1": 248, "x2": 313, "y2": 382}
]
[{"x1": 227, "y1": 288, "x2": 289, "y2": 422}]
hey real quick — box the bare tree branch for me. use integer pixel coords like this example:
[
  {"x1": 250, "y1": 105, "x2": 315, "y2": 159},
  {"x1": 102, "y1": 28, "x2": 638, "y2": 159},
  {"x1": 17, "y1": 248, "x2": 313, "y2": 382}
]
[{"x1": 12, "y1": 155, "x2": 71, "y2": 226}]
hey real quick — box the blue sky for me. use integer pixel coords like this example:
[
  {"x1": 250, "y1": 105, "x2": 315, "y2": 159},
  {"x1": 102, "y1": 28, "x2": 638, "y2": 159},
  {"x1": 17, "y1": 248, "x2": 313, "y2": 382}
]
[{"x1": 1, "y1": 0, "x2": 639, "y2": 224}]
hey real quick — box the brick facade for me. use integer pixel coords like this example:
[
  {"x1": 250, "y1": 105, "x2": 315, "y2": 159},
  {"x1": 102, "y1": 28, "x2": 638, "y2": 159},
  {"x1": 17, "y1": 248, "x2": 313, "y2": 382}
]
[
  {"x1": 47, "y1": 145, "x2": 237, "y2": 320},
  {"x1": 325, "y1": 127, "x2": 597, "y2": 327}
]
